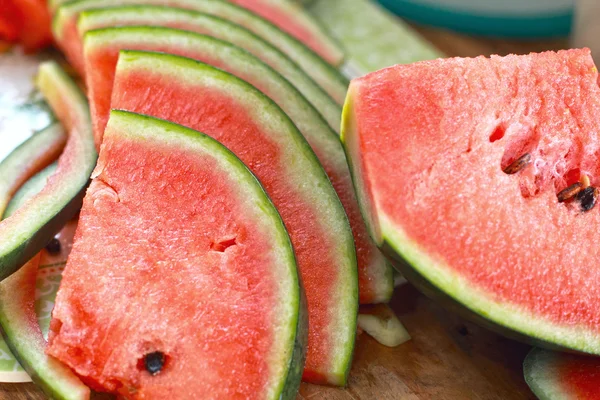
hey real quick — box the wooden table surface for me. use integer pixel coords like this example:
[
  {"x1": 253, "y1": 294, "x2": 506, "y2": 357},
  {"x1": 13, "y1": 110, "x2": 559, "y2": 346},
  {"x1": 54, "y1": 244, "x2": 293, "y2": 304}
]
[{"x1": 0, "y1": 24, "x2": 570, "y2": 400}]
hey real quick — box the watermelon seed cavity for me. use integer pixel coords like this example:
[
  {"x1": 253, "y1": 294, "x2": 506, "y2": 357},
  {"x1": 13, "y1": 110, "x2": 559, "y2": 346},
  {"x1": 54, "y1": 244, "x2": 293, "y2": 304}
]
[
  {"x1": 143, "y1": 351, "x2": 166, "y2": 376},
  {"x1": 575, "y1": 186, "x2": 599, "y2": 212},
  {"x1": 210, "y1": 237, "x2": 237, "y2": 252},
  {"x1": 45, "y1": 237, "x2": 61, "y2": 254},
  {"x1": 557, "y1": 182, "x2": 583, "y2": 203},
  {"x1": 503, "y1": 153, "x2": 531, "y2": 175}
]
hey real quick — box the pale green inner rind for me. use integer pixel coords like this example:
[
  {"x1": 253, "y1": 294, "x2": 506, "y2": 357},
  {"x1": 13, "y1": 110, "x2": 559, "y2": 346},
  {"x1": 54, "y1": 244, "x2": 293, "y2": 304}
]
[
  {"x1": 380, "y1": 213, "x2": 600, "y2": 355},
  {"x1": 0, "y1": 62, "x2": 96, "y2": 282},
  {"x1": 77, "y1": 5, "x2": 342, "y2": 133},
  {"x1": 53, "y1": 0, "x2": 348, "y2": 104},
  {"x1": 340, "y1": 84, "x2": 382, "y2": 244},
  {"x1": 524, "y1": 349, "x2": 573, "y2": 400},
  {"x1": 0, "y1": 123, "x2": 65, "y2": 217},
  {"x1": 4, "y1": 164, "x2": 58, "y2": 219},
  {"x1": 116, "y1": 51, "x2": 357, "y2": 378},
  {"x1": 106, "y1": 110, "x2": 302, "y2": 399},
  {"x1": 0, "y1": 164, "x2": 88, "y2": 399}
]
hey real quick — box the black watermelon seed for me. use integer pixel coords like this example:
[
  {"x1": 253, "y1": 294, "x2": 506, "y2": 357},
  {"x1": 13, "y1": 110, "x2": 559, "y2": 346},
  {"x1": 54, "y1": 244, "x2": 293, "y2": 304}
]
[
  {"x1": 45, "y1": 238, "x2": 61, "y2": 254},
  {"x1": 576, "y1": 186, "x2": 599, "y2": 212},
  {"x1": 557, "y1": 182, "x2": 583, "y2": 203},
  {"x1": 503, "y1": 153, "x2": 531, "y2": 175},
  {"x1": 144, "y1": 352, "x2": 165, "y2": 375}
]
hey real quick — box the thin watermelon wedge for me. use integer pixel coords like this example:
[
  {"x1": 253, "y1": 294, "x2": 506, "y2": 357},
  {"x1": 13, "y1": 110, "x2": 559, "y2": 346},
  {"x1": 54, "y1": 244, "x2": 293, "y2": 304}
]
[
  {"x1": 83, "y1": 26, "x2": 391, "y2": 304},
  {"x1": 0, "y1": 62, "x2": 96, "y2": 281},
  {"x1": 227, "y1": 0, "x2": 344, "y2": 66},
  {"x1": 0, "y1": 122, "x2": 66, "y2": 217},
  {"x1": 76, "y1": 5, "x2": 341, "y2": 134},
  {"x1": 524, "y1": 348, "x2": 600, "y2": 400},
  {"x1": 47, "y1": 110, "x2": 306, "y2": 399},
  {"x1": 0, "y1": 163, "x2": 90, "y2": 400},
  {"x1": 341, "y1": 49, "x2": 600, "y2": 354},
  {"x1": 51, "y1": 0, "x2": 348, "y2": 103},
  {"x1": 110, "y1": 51, "x2": 357, "y2": 385}
]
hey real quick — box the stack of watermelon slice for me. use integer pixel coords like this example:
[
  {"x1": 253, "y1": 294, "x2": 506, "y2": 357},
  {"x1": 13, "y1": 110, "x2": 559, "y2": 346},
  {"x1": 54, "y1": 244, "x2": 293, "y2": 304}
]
[
  {"x1": 0, "y1": 0, "x2": 409, "y2": 398},
  {"x1": 4, "y1": 1, "x2": 600, "y2": 399}
]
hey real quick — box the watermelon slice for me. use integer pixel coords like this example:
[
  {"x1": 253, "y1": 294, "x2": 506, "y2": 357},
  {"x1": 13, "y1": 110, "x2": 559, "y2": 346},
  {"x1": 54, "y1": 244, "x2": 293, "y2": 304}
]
[
  {"x1": 0, "y1": 163, "x2": 90, "y2": 400},
  {"x1": 0, "y1": 0, "x2": 53, "y2": 52},
  {"x1": 47, "y1": 110, "x2": 306, "y2": 398},
  {"x1": 51, "y1": 0, "x2": 348, "y2": 103},
  {"x1": 83, "y1": 26, "x2": 391, "y2": 304},
  {"x1": 77, "y1": 6, "x2": 341, "y2": 133},
  {"x1": 524, "y1": 348, "x2": 600, "y2": 400},
  {"x1": 341, "y1": 49, "x2": 600, "y2": 354},
  {"x1": 109, "y1": 51, "x2": 357, "y2": 385},
  {"x1": 0, "y1": 62, "x2": 96, "y2": 281},
  {"x1": 0, "y1": 123, "x2": 66, "y2": 217},
  {"x1": 227, "y1": 0, "x2": 344, "y2": 66}
]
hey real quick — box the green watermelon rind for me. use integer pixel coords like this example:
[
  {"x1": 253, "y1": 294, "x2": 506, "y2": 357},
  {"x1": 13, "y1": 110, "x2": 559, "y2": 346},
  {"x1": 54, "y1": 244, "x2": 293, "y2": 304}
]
[
  {"x1": 341, "y1": 84, "x2": 600, "y2": 357},
  {"x1": 0, "y1": 62, "x2": 97, "y2": 282},
  {"x1": 0, "y1": 122, "x2": 65, "y2": 217},
  {"x1": 51, "y1": 0, "x2": 349, "y2": 104},
  {"x1": 523, "y1": 348, "x2": 574, "y2": 400},
  {"x1": 115, "y1": 50, "x2": 357, "y2": 384},
  {"x1": 0, "y1": 162, "x2": 88, "y2": 399},
  {"x1": 77, "y1": 5, "x2": 341, "y2": 133},
  {"x1": 106, "y1": 110, "x2": 307, "y2": 399}
]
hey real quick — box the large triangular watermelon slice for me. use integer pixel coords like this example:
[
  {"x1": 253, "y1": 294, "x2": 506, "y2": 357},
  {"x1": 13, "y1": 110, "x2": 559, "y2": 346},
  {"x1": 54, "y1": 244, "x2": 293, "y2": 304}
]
[
  {"x1": 51, "y1": 0, "x2": 348, "y2": 103},
  {"x1": 83, "y1": 26, "x2": 391, "y2": 305},
  {"x1": 109, "y1": 51, "x2": 357, "y2": 385},
  {"x1": 524, "y1": 348, "x2": 600, "y2": 400},
  {"x1": 76, "y1": 5, "x2": 341, "y2": 133},
  {"x1": 47, "y1": 110, "x2": 306, "y2": 399},
  {"x1": 342, "y1": 49, "x2": 600, "y2": 354}
]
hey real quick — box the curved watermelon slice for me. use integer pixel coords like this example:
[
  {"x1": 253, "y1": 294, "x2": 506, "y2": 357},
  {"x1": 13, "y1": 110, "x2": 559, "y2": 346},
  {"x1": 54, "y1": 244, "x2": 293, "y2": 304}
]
[
  {"x1": 84, "y1": 26, "x2": 391, "y2": 304},
  {"x1": 0, "y1": 123, "x2": 66, "y2": 217},
  {"x1": 48, "y1": 110, "x2": 306, "y2": 399},
  {"x1": 227, "y1": 0, "x2": 344, "y2": 66},
  {"x1": 524, "y1": 348, "x2": 600, "y2": 400},
  {"x1": 341, "y1": 49, "x2": 600, "y2": 354},
  {"x1": 0, "y1": 62, "x2": 96, "y2": 281},
  {"x1": 110, "y1": 51, "x2": 357, "y2": 385},
  {"x1": 52, "y1": 0, "x2": 348, "y2": 103},
  {"x1": 0, "y1": 163, "x2": 90, "y2": 400},
  {"x1": 77, "y1": 6, "x2": 341, "y2": 134}
]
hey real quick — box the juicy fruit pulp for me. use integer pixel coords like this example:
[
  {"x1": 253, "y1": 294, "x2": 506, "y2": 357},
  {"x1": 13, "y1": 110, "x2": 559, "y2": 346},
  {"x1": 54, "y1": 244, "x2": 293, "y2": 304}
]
[
  {"x1": 84, "y1": 26, "x2": 391, "y2": 303},
  {"x1": 110, "y1": 51, "x2": 357, "y2": 385},
  {"x1": 0, "y1": 0, "x2": 52, "y2": 51},
  {"x1": 524, "y1": 348, "x2": 600, "y2": 400},
  {"x1": 0, "y1": 62, "x2": 96, "y2": 281},
  {"x1": 342, "y1": 49, "x2": 600, "y2": 354},
  {"x1": 0, "y1": 163, "x2": 90, "y2": 400},
  {"x1": 77, "y1": 6, "x2": 341, "y2": 133},
  {"x1": 47, "y1": 110, "x2": 306, "y2": 399},
  {"x1": 52, "y1": 0, "x2": 349, "y2": 103}
]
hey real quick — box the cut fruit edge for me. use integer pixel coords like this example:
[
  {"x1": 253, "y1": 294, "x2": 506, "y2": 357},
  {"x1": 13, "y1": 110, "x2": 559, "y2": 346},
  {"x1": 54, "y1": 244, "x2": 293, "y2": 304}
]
[
  {"x1": 0, "y1": 123, "x2": 66, "y2": 217},
  {"x1": 357, "y1": 304, "x2": 411, "y2": 347},
  {"x1": 76, "y1": 5, "x2": 342, "y2": 134},
  {"x1": 341, "y1": 82, "x2": 600, "y2": 356},
  {"x1": 0, "y1": 62, "x2": 96, "y2": 282},
  {"x1": 0, "y1": 161, "x2": 89, "y2": 399},
  {"x1": 111, "y1": 51, "x2": 357, "y2": 385},
  {"x1": 82, "y1": 26, "x2": 390, "y2": 304},
  {"x1": 51, "y1": 0, "x2": 349, "y2": 104},
  {"x1": 524, "y1": 348, "x2": 585, "y2": 400}
]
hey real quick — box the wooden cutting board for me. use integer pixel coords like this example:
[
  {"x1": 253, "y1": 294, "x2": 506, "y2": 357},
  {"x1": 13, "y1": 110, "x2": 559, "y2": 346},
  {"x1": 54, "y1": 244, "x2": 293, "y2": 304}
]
[{"x1": 0, "y1": 25, "x2": 567, "y2": 400}]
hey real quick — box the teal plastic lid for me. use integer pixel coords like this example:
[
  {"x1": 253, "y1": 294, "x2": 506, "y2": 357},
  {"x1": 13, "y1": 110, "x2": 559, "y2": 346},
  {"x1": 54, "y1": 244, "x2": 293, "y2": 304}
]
[{"x1": 377, "y1": 0, "x2": 573, "y2": 38}]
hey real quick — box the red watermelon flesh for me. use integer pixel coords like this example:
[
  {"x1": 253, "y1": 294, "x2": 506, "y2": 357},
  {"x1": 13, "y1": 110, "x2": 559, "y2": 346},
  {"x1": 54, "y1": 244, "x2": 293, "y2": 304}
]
[
  {"x1": 108, "y1": 51, "x2": 357, "y2": 385},
  {"x1": 524, "y1": 348, "x2": 600, "y2": 400},
  {"x1": 47, "y1": 110, "x2": 305, "y2": 399},
  {"x1": 342, "y1": 49, "x2": 600, "y2": 353},
  {"x1": 83, "y1": 27, "x2": 391, "y2": 304},
  {"x1": 0, "y1": 0, "x2": 52, "y2": 52}
]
